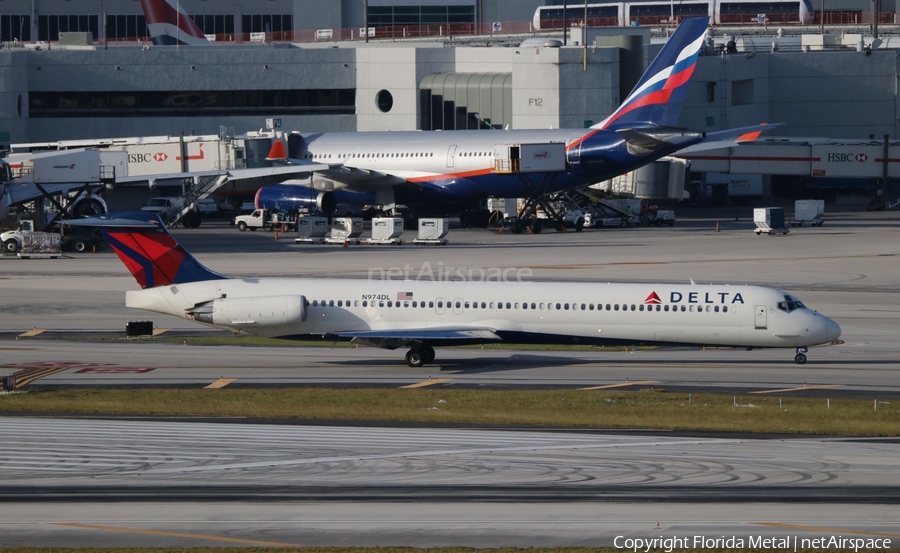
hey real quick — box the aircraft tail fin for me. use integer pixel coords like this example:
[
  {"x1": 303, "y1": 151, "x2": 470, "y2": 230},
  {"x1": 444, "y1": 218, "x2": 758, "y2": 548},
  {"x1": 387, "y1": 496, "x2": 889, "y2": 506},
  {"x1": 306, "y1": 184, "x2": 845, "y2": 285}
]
[
  {"x1": 594, "y1": 17, "x2": 709, "y2": 130},
  {"x1": 140, "y1": 0, "x2": 210, "y2": 46},
  {"x1": 64, "y1": 212, "x2": 226, "y2": 289}
]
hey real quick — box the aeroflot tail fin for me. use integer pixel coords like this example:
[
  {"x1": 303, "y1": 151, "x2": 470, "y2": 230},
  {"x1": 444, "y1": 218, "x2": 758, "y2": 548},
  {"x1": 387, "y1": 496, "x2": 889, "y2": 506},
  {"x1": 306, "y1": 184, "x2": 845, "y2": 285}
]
[
  {"x1": 140, "y1": 0, "x2": 209, "y2": 46},
  {"x1": 594, "y1": 17, "x2": 709, "y2": 130},
  {"x1": 64, "y1": 212, "x2": 226, "y2": 289}
]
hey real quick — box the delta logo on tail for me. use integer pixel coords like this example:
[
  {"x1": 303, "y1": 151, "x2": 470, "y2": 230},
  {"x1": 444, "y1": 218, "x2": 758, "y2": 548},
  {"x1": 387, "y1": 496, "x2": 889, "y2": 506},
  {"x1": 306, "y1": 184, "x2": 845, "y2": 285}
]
[
  {"x1": 140, "y1": 0, "x2": 209, "y2": 46},
  {"x1": 644, "y1": 292, "x2": 662, "y2": 305}
]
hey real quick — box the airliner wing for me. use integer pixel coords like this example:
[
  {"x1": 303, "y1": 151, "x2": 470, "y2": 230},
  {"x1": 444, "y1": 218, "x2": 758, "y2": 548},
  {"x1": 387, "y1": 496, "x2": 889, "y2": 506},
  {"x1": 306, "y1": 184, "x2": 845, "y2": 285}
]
[
  {"x1": 675, "y1": 123, "x2": 782, "y2": 155},
  {"x1": 332, "y1": 326, "x2": 501, "y2": 348}
]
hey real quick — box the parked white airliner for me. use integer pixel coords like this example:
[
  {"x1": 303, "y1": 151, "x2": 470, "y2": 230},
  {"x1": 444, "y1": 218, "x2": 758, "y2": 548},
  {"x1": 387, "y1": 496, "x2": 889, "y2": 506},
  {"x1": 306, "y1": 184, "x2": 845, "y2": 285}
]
[{"x1": 69, "y1": 212, "x2": 840, "y2": 366}]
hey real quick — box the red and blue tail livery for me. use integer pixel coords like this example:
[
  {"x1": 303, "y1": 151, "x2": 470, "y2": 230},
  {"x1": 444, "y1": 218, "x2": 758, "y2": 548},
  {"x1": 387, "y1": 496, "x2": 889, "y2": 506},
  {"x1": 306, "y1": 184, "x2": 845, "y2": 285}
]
[
  {"x1": 596, "y1": 17, "x2": 708, "y2": 130},
  {"x1": 66, "y1": 212, "x2": 226, "y2": 289},
  {"x1": 140, "y1": 0, "x2": 209, "y2": 46}
]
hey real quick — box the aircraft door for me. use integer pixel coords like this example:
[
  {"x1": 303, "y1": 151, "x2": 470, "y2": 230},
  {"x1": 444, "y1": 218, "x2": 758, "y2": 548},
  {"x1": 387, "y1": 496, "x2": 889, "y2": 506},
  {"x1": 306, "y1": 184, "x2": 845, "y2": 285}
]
[
  {"x1": 452, "y1": 297, "x2": 464, "y2": 315},
  {"x1": 754, "y1": 305, "x2": 767, "y2": 329},
  {"x1": 435, "y1": 297, "x2": 446, "y2": 315},
  {"x1": 566, "y1": 136, "x2": 582, "y2": 167},
  {"x1": 446, "y1": 145, "x2": 457, "y2": 168}
]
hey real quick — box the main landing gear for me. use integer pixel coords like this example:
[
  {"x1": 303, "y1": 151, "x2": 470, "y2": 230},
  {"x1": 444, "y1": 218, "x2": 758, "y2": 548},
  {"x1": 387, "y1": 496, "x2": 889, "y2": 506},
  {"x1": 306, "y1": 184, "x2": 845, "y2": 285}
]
[
  {"x1": 405, "y1": 344, "x2": 436, "y2": 367},
  {"x1": 794, "y1": 346, "x2": 808, "y2": 365}
]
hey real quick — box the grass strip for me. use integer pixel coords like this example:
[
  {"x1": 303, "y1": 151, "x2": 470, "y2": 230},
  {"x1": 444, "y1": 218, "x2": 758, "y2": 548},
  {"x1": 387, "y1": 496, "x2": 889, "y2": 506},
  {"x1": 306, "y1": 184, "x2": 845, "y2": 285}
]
[{"x1": 2, "y1": 389, "x2": 896, "y2": 436}]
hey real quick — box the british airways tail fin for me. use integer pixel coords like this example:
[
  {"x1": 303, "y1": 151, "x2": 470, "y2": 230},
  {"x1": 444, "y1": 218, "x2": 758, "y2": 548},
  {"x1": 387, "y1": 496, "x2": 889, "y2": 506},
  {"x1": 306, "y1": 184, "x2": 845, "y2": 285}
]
[
  {"x1": 594, "y1": 17, "x2": 708, "y2": 130},
  {"x1": 64, "y1": 212, "x2": 226, "y2": 289},
  {"x1": 140, "y1": 0, "x2": 209, "y2": 46}
]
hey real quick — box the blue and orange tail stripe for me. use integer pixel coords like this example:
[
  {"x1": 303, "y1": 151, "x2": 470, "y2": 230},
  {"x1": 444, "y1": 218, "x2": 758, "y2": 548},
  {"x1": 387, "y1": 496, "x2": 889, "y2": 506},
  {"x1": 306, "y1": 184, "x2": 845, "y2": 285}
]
[{"x1": 595, "y1": 17, "x2": 708, "y2": 130}]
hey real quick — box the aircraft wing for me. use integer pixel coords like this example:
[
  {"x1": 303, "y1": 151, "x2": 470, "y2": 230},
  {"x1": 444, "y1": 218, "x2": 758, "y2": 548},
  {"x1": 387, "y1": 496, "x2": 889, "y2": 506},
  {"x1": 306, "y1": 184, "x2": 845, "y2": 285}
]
[
  {"x1": 674, "y1": 123, "x2": 782, "y2": 155},
  {"x1": 331, "y1": 326, "x2": 501, "y2": 349}
]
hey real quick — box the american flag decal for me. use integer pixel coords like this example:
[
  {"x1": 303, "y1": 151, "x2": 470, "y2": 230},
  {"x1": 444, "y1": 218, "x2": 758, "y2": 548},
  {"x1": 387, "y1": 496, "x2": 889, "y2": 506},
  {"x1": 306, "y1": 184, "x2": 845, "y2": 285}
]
[{"x1": 397, "y1": 291, "x2": 413, "y2": 300}]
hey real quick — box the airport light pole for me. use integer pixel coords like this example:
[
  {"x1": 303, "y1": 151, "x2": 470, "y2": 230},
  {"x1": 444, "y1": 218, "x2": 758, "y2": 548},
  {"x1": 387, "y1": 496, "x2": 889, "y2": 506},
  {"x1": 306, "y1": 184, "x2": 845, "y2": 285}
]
[{"x1": 562, "y1": 2, "x2": 567, "y2": 46}]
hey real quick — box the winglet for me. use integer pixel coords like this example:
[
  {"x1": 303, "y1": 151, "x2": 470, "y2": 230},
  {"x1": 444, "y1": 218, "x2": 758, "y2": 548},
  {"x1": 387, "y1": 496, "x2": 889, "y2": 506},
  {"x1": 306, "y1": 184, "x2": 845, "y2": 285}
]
[{"x1": 266, "y1": 140, "x2": 288, "y2": 161}]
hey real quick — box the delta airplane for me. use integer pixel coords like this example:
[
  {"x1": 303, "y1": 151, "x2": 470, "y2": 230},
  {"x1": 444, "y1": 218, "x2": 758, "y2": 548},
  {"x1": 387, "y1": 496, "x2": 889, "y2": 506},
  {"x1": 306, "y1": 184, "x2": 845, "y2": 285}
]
[
  {"x1": 68, "y1": 212, "x2": 841, "y2": 367},
  {"x1": 134, "y1": 5, "x2": 773, "y2": 223}
]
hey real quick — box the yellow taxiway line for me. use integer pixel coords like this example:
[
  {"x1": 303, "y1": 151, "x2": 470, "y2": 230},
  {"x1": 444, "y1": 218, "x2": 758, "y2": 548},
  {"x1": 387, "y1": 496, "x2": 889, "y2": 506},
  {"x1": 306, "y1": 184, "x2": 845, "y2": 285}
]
[
  {"x1": 580, "y1": 380, "x2": 660, "y2": 390},
  {"x1": 51, "y1": 522, "x2": 298, "y2": 547},
  {"x1": 753, "y1": 522, "x2": 900, "y2": 539},
  {"x1": 152, "y1": 328, "x2": 170, "y2": 336},
  {"x1": 18, "y1": 328, "x2": 46, "y2": 337},
  {"x1": 750, "y1": 384, "x2": 844, "y2": 394},
  {"x1": 400, "y1": 378, "x2": 453, "y2": 388},
  {"x1": 204, "y1": 378, "x2": 236, "y2": 389}
]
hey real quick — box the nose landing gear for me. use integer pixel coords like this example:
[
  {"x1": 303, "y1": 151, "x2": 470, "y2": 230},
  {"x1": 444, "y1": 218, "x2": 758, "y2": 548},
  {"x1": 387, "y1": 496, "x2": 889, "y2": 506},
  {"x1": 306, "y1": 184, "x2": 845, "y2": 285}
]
[{"x1": 794, "y1": 346, "x2": 808, "y2": 365}]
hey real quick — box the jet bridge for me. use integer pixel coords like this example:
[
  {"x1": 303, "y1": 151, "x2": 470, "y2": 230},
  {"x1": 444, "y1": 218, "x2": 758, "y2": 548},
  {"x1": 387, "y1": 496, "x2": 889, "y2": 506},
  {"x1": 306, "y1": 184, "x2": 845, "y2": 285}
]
[
  {"x1": 492, "y1": 143, "x2": 570, "y2": 234},
  {"x1": 1, "y1": 149, "x2": 121, "y2": 227}
]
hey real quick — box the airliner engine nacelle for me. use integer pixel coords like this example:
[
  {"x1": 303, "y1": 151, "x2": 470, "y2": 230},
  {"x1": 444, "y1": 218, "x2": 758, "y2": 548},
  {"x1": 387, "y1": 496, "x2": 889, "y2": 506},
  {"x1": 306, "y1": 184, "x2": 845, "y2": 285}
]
[
  {"x1": 187, "y1": 295, "x2": 307, "y2": 328},
  {"x1": 317, "y1": 191, "x2": 337, "y2": 214}
]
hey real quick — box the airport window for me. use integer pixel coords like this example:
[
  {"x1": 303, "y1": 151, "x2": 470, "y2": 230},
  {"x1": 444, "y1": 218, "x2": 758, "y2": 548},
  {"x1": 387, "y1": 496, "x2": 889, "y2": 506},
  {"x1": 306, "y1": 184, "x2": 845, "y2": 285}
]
[
  {"x1": 367, "y1": 5, "x2": 475, "y2": 27},
  {"x1": 429, "y1": 301, "x2": 434, "y2": 308},
  {"x1": 664, "y1": 305, "x2": 669, "y2": 312},
  {"x1": 404, "y1": 302, "x2": 409, "y2": 308},
  {"x1": 102, "y1": 14, "x2": 145, "y2": 41},
  {"x1": 522, "y1": 303, "x2": 527, "y2": 310},
  {"x1": 242, "y1": 14, "x2": 293, "y2": 38},
  {"x1": 361, "y1": 300, "x2": 367, "y2": 307},
  {"x1": 2, "y1": 15, "x2": 31, "y2": 42},
  {"x1": 29, "y1": 89, "x2": 356, "y2": 118},
  {"x1": 437, "y1": 301, "x2": 443, "y2": 308},
  {"x1": 639, "y1": 305, "x2": 644, "y2": 311},
  {"x1": 311, "y1": 300, "x2": 318, "y2": 306},
  {"x1": 379, "y1": 301, "x2": 384, "y2": 307},
  {"x1": 531, "y1": 303, "x2": 536, "y2": 310},
  {"x1": 39, "y1": 14, "x2": 100, "y2": 42},
  {"x1": 412, "y1": 301, "x2": 417, "y2": 307},
  {"x1": 193, "y1": 13, "x2": 236, "y2": 39},
  {"x1": 506, "y1": 302, "x2": 511, "y2": 309},
  {"x1": 337, "y1": 300, "x2": 343, "y2": 307},
  {"x1": 455, "y1": 301, "x2": 461, "y2": 309},
  {"x1": 564, "y1": 303, "x2": 569, "y2": 310},
  {"x1": 498, "y1": 303, "x2": 503, "y2": 310}
]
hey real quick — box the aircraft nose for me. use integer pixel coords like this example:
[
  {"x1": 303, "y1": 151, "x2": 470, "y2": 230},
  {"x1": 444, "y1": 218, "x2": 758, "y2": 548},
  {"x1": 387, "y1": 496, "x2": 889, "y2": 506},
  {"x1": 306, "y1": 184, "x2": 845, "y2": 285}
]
[{"x1": 825, "y1": 318, "x2": 841, "y2": 342}]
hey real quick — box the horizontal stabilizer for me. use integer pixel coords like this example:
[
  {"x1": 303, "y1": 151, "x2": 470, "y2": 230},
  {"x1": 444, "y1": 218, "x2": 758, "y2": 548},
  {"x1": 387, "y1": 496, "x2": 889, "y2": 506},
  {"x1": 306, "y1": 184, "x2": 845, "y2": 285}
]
[
  {"x1": 616, "y1": 127, "x2": 706, "y2": 157},
  {"x1": 675, "y1": 123, "x2": 781, "y2": 155}
]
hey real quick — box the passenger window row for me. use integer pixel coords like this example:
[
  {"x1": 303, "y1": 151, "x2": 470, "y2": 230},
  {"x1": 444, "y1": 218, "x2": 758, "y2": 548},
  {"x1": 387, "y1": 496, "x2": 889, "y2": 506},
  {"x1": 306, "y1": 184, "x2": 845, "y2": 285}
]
[
  {"x1": 307, "y1": 299, "x2": 735, "y2": 314},
  {"x1": 303, "y1": 152, "x2": 436, "y2": 160}
]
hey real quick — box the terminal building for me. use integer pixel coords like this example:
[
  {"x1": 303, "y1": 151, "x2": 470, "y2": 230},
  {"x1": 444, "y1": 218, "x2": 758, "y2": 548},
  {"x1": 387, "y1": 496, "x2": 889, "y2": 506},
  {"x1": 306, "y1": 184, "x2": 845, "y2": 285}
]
[{"x1": 2, "y1": 0, "x2": 900, "y2": 211}]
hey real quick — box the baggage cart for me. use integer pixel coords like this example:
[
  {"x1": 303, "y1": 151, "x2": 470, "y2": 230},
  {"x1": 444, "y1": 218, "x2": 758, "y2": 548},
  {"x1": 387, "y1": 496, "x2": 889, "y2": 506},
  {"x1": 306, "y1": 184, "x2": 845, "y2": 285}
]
[{"x1": 754, "y1": 207, "x2": 789, "y2": 235}]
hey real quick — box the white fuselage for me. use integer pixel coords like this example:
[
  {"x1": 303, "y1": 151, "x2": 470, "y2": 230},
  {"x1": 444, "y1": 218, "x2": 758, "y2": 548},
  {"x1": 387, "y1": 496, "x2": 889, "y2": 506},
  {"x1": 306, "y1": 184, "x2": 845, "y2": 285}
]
[{"x1": 126, "y1": 278, "x2": 840, "y2": 349}]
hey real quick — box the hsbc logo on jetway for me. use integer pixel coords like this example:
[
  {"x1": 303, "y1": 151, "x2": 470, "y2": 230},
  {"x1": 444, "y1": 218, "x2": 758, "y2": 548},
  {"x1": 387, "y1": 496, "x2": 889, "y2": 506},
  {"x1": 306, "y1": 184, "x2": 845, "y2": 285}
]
[
  {"x1": 128, "y1": 152, "x2": 170, "y2": 163},
  {"x1": 827, "y1": 153, "x2": 868, "y2": 162}
]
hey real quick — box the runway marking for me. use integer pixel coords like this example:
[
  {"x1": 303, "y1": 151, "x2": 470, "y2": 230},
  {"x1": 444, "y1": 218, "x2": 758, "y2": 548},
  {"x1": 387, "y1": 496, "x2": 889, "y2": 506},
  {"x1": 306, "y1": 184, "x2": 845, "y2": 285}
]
[
  {"x1": 750, "y1": 384, "x2": 844, "y2": 394},
  {"x1": 51, "y1": 522, "x2": 299, "y2": 547},
  {"x1": 401, "y1": 378, "x2": 453, "y2": 388},
  {"x1": 18, "y1": 328, "x2": 46, "y2": 337},
  {"x1": 753, "y1": 522, "x2": 900, "y2": 539},
  {"x1": 152, "y1": 328, "x2": 170, "y2": 336},
  {"x1": 205, "y1": 378, "x2": 236, "y2": 389},
  {"x1": 580, "y1": 380, "x2": 660, "y2": 390}
]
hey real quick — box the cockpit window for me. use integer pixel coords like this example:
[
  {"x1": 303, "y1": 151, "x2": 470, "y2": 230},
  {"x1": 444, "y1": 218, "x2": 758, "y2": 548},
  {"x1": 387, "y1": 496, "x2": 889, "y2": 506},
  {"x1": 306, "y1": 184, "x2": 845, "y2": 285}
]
[{"x1": 777, "y1": 295, "x2": 806, "y2": 313}]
